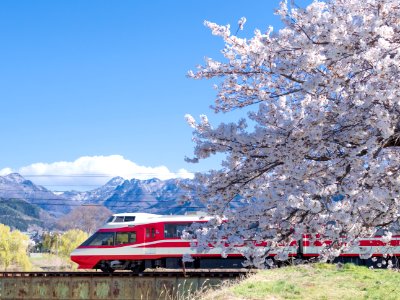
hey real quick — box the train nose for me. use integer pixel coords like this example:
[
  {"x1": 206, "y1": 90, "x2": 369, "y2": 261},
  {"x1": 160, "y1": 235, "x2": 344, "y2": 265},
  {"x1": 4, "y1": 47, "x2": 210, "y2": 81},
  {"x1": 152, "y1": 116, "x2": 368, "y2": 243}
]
[
  {"x1": 70, "y1": 248, "x2": 99, "y2": 269},
  {"x1": 70, "y1": 254, "x2": 99, "y2": 269}
]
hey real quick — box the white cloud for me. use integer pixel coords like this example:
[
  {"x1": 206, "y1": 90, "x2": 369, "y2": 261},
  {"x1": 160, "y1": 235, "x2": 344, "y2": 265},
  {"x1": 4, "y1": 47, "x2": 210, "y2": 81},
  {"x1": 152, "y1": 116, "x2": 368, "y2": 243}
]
[
  {"x1": 0, "y1": 168, "x2": 13, "y2": 176},
  {"x1": 0, "y1": 155, "x2": 194, "y2": 191}
]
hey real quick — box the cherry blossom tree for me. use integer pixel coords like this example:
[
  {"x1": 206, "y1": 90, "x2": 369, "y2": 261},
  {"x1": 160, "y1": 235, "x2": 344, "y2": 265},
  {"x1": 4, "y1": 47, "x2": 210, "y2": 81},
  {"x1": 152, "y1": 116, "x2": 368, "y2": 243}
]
[{"x1": 185, "y1": 0, "x2": 400, "y2": 266}]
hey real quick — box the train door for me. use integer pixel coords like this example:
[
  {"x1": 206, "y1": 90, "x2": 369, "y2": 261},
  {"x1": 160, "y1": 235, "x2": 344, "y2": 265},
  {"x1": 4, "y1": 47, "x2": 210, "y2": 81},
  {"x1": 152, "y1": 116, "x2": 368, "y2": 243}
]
[
  {"x1": 145, "y1": 227, "x2": 157, "y2": 241},
  {"x1": 144, "y1": 224, "x2": 158, "y2": 256}
]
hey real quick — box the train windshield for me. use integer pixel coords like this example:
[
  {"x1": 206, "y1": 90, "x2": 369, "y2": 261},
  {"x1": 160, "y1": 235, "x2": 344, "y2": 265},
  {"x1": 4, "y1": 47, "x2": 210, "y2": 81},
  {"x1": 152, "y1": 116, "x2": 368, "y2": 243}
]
[
  {"x1": 80, "y1": 231, "x2": 138, "y2": 246},
  {"x1": 81, "y1": 232, "x2": 115, "y2": 246},
  {"x1": 107, "y1": 215, "x2": 136, "y2": 223}
]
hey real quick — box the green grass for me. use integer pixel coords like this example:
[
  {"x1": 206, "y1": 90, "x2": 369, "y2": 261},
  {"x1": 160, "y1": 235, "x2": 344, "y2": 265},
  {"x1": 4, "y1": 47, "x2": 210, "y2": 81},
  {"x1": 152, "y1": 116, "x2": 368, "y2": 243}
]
[
  {"x1": 233, "y1": 279, "x2": 302, "y2": 299},
  {"x1": 200, "y1": 263, "x2": 400, "y2": 300}
]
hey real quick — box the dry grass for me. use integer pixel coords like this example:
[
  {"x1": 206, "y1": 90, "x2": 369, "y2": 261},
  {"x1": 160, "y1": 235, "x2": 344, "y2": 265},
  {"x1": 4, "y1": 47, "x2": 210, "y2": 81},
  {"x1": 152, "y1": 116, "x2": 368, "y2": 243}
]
[
  {"x1": 29, "y1": 253, "x2": 77, "y2": 271},
  {"x1": 198, "y1": 263, "x2": 400, "y2": 300}
]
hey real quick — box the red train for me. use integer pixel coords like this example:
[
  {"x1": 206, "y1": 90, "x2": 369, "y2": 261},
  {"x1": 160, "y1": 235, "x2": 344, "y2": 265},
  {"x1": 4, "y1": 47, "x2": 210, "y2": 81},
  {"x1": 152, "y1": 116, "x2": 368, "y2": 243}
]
[{"x1": 70, "y1": 212, "x2": 400, "y2": 272}]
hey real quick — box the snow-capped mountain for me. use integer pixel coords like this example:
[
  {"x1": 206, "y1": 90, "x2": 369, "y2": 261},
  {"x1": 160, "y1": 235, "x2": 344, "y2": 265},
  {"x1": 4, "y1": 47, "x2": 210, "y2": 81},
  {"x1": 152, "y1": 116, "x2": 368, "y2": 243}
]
[
  {"x1": 58, "y1": 176, "x2": 126, "y2": 203},
  {"x1": 0, "y1": 173, "x2": 202, "y2": 218},
  {"x1": 102, "y1": 177, "x2": 198, "y2": 214}
]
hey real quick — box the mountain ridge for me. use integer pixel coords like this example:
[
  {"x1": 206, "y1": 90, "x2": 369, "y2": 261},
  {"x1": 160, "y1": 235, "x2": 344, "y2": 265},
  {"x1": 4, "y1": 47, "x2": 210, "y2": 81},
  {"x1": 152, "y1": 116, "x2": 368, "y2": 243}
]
[{"x1": 0, "y1": 173, "x2": 202, "y2": 229}]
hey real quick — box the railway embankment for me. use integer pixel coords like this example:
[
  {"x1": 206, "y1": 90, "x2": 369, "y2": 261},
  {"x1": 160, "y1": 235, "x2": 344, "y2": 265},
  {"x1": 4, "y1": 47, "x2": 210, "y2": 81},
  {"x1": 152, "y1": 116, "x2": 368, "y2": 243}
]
[{"x1": 5, "y1": 264, "x2": 399, "y2": 299}]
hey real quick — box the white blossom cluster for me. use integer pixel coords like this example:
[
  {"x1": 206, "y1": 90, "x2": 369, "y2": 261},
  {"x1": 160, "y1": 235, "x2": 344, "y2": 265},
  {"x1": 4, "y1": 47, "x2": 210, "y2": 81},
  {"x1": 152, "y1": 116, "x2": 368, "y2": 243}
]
[{"x1": 185, "y1": 0, "x2": 400, "y2": 267}]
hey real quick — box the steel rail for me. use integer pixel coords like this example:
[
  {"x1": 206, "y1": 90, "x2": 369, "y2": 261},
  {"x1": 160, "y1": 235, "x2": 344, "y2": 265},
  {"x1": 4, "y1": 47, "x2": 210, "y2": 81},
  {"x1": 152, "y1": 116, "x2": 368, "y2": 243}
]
[{"x1": 0, "y1": 269, "x2": 253, "y2": 278}]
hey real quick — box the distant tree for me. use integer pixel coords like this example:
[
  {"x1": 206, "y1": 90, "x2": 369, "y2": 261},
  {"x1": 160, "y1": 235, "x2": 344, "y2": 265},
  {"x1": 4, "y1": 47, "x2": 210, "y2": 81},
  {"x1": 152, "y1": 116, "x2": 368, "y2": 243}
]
[
  {"x1": 58, "y1": 229, "x2": 88, "y2": 259},
  {"x1": 40, "y1": 232, "x2": 60, "y2": 254},
  {"x1": 0, "y1": 224, "x2": 31, "y2": 270},
  {"x1": 56, "y1": 205, "x2": 112, "y2": 234},
  {"x1": 186, "y1": 0, "x2": 400, "y2": 266}
]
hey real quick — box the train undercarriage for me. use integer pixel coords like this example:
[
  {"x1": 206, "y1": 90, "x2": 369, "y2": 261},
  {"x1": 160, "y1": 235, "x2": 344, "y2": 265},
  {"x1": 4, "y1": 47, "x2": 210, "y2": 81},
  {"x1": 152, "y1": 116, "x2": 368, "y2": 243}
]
[
  {"x1": 95, "y1": 257, "x2": 246, "y2": 273},
  {"x1": 95, "y1": 255, "x2": 400, "y2": 273}
]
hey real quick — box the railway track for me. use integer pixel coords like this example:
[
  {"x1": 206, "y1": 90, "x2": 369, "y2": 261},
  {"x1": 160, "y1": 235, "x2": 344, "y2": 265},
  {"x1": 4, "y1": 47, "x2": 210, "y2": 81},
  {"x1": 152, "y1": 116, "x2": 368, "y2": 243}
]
[{"x1": 0, "y1": 269, "x2": 252, "y2": 278}]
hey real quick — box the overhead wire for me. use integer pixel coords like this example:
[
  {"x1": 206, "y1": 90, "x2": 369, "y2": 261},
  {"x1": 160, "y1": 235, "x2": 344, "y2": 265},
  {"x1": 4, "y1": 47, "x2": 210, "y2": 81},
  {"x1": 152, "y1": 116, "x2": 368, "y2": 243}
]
[
  {"x1": 0, "y1": 198, "x2": 205, "y2": 209},
  {"x1": 18, "y1": 172, "x2": 196, "y2": 177},
  {"x1": 0, "y1": 173, "x2": 235, "y2": 209},
  {"x1": 0, "y1": 193, "x2": 211, "y2": 208}
]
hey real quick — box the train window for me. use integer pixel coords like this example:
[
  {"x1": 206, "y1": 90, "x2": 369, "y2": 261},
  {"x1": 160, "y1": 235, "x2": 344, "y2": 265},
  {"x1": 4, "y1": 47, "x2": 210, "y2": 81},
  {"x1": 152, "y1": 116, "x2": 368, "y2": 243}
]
[
  {"x1": 108, "y1": 215, "x2": 136, "y2": 223},
  {"x1": 115, "y1": 232, "x2": 136, "y2": 245},
  {"x1": 151, "y1": 228, "x2": 156, "y2": 238},
  {"x1": 114, "y1": 216, "x2": 124, "y2": 222},
  {"x1": 82, "y1": 232, "x2": 115, "y2": 246},
  {"x1": 124, "y1": 216, "x2": 135, "y2": 222},
  {"x1": 164, "y1": 223, "x2": 192, "y2": 238}
]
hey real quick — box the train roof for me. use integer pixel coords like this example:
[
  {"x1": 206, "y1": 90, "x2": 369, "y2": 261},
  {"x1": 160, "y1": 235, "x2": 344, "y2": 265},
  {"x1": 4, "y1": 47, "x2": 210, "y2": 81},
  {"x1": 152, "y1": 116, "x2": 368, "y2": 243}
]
[{"x1": 101, "y1": 211, "x2": 211, "y2": 229}]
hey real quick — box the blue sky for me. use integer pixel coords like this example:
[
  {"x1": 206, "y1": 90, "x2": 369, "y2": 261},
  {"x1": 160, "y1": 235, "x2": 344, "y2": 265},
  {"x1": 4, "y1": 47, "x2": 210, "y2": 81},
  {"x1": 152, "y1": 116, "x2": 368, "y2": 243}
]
[{"x1": 0, "y1": 0, "x2": 309, "y2": 190}]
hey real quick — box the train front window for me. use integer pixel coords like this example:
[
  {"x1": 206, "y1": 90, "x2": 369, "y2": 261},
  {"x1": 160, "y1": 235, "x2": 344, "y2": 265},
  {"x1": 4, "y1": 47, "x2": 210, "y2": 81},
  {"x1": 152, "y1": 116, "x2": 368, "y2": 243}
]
[
  {"x1": 108, "y1": 215, "x2": 136, "y2": 223},
  {"x1": 124, "y1": 216, "x2": 135, "y2": 222},
  {"x1": 82, "y1": 232, "x2": 115, "y2": 246},
  {"x1": 114, "y1": 216, "x2": 124, "y2": 222},
  {"x1": 115, "y1": 232, "x2": 137, "y2": 245}
]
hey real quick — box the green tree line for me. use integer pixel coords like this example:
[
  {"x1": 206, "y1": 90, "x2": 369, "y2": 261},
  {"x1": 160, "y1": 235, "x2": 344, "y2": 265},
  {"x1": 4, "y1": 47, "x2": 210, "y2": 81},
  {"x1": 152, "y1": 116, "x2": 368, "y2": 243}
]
[{"x1": 0, "y1": 224, "x2": 31, "y2": 270}]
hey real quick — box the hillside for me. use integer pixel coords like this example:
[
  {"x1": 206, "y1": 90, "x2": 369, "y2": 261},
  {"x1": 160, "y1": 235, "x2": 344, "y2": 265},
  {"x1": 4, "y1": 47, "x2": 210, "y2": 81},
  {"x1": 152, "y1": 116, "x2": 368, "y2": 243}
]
[
  {"x1": 0, "y1": 173, "x2": 72, "y2": 216},
  {"x1": 0, "y1": 198, "x2": 52, "y2": 231},
  {"x1": 200, "y1": 263, "x2": 400, "y2": 300}
]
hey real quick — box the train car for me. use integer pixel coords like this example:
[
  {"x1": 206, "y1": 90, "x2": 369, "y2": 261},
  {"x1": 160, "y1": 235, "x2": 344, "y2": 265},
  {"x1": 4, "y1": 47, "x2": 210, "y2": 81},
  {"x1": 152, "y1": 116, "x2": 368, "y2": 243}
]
[
  {"x1": 301, "y1": 233, "x2": 400, "y2": 266},
  {"x1": 70, "y1": 212, "x2": 297, "y2": 272},
  {"x1": 70, "y1": 212, "x2": 400, "y2": 272}
]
